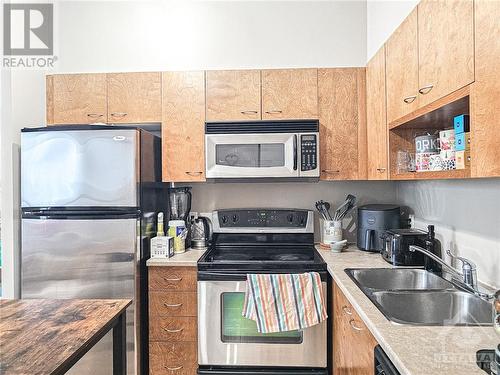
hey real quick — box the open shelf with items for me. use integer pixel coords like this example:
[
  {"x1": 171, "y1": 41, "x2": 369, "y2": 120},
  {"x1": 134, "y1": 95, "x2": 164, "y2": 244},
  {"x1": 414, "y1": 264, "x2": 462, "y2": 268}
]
[{"x1": 389, "y1": 86, "x2": 471, "y2": 180}]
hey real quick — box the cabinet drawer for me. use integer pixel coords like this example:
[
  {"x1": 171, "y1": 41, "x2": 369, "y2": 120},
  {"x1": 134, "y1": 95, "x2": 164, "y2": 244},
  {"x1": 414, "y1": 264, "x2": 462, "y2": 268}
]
[
  {"x1": 149, "y1": 267, "x2": 197, "y2": 291},
  {"x1": 150, "y1": 317, "x2": 197, "y2": 342},
  {"x1": 149, "y1": 291, "x2": 197, "y2": 317},
  {"x1": 149, "y1": 341, "x2": 197, "y2": 375}
]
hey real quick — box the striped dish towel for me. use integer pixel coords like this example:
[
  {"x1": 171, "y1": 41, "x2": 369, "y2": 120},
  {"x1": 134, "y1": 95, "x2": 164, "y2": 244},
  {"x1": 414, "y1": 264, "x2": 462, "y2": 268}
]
[{"x1": 242, "y1": 272, "x2": 327, "y2": 333}]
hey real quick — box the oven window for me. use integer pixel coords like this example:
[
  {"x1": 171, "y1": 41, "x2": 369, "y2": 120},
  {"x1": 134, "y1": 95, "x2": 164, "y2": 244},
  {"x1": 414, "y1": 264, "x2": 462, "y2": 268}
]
[
  {"x1": 215, "y1": 144, "x2": 285, "y2": 168},
  {"x1": 221, "y1": 292, "x2": 303, "y2": 344}
]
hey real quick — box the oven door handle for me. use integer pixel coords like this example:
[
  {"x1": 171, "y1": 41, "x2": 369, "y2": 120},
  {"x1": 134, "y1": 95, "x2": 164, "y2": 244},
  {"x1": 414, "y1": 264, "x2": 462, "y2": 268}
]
[
  {"x1": 293, "y1": 134, "x2": 298, "y2": 171},
  {"x1": 197, "y1": 270, "x2": 328, "y2": 281}
]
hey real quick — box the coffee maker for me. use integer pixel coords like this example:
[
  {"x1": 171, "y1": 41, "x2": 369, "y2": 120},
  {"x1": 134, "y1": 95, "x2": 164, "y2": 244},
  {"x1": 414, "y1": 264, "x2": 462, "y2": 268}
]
[{"x1": 357, "y1": 204, "x2": 401, "y2": 252}]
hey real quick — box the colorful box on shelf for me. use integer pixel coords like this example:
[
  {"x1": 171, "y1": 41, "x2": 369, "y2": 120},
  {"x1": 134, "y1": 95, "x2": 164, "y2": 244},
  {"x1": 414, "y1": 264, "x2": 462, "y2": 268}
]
[
  {"x1": 454, "y1": 114, "x2": 470, "y2": 134},
  {"x1": 456, "y1": 150, "x2": 471, "y2": 169},
  {"x1": 440, "y1": 150, "x2": 456, "y2": 170},
  {"x1": 416, "y1": 152, "x2": 438, "y2": 172},
  {"x1": 429, "y1": 154, "x2": 444, "y2": 171},
  {"x1": 439, "y1": 129, "x2": 456, "y2": 152},
  {"x1": 456, "y1": 132, "x2": 471, "y2": 151}
]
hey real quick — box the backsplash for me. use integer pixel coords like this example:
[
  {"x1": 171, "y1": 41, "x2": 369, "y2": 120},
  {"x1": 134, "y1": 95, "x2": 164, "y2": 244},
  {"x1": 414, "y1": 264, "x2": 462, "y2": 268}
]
[
  {"x1": 181, "y1": 181, "x2": 398, "y2": 243},
  {"x1": 396, "y1": 179, "x2": 500, "y2": 288}
]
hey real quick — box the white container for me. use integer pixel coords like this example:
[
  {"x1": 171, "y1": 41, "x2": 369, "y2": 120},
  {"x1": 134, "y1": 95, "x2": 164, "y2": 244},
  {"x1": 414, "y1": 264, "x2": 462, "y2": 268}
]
[
  {"x1": 151, "y1": 236, "x2": 173, "y2": 258},
  {"x1": 320, "y1": 219, "x2": 343, "y2": 245}
]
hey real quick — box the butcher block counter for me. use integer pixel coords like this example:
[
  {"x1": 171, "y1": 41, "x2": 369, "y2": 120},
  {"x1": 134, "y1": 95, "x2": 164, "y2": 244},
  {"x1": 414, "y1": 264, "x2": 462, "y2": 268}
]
[{"x1": 0, "y1": 299, "x2": 131, "y2": 375}]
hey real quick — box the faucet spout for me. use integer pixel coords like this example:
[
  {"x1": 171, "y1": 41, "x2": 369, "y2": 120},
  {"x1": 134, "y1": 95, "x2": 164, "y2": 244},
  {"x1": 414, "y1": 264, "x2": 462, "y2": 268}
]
[{"x1": 409, "y1": 245, "x2": 462, "y2": 279}]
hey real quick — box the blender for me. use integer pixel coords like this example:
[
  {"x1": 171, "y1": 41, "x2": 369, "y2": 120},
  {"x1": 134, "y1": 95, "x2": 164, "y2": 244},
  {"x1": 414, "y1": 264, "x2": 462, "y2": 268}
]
[{"x1": 168, "y1": 187, "x2": 192, "y2": 251}]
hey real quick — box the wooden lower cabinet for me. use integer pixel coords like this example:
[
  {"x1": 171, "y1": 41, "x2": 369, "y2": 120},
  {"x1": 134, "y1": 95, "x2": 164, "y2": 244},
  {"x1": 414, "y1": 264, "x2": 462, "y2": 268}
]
[
  {"x1": 149, "y1": 266, "x2": 197, "y2": 374},
  {"x1": 333, "y1": 280, "x2": 378, "y2": 374},
  {"x1": 149, "y1": 342, "x2": 197, "y2": 375}
]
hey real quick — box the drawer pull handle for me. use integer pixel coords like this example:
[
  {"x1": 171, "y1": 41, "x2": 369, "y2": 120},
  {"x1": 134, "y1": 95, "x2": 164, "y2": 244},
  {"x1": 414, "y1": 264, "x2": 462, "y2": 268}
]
[
  {"x1": 164, "y1": 277, "x2": 182, "y2": 282},
  {"x1": 164, "y1": 302, "x2": 183, "y2": 308},
  {"x1": 164, "y1": 365, "x2": 183, "y2": 371},
  {"x1": 349, "y1": 319, "x2": 364, "y2": 331},
  {"x1": 265, "y1": 110, "x2": 283, "y2": 114},
  {"x1": 377, "y1": 168, "x2": 386, "y2": 172},
  {"x1": 241, "y1": 110, "x2": 258, "y2": 114},
  {"x1": 322, "y1": 169, "x2": 340, "y2": 174},
  {"x1": 87, "y1": 113, "x2": 103, "y2": 118},
  {"x1": 164, "y1": 327, "x2": 184, "y2": 333},
  {"x1": 185, "y1": 171, "x2": 203, "y2": 176},
  {"x1": 403, "y1": 95, "x2": 417, "y2": 104},
  {"x1": 342, "y1": 306, "x2": 352, "y2": 315},
  {"x1": 418, "y1": 84, "x2": 433, "y2": 95},
  {"x1": 111, "y1": 112, "x2": 128, "y2": 117}
]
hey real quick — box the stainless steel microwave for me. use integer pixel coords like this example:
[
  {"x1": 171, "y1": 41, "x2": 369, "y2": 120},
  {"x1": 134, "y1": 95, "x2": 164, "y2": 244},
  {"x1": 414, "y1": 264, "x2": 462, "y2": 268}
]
[{"x1": 205, "y1": 120, "x2": 319, "y2": 180}]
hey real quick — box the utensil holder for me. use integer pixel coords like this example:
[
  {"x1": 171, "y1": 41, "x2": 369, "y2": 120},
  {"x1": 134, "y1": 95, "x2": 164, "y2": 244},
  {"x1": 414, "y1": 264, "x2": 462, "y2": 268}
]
[{"x1": 320, "y1": 219, "x2": 342, "y2": 245}]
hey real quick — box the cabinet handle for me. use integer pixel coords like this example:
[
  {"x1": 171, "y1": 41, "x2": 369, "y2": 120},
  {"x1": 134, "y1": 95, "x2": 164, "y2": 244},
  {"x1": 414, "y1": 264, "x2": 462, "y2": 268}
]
[
  {"x1": 240, "y1": 110, "x2": 258, "y2": 115},
  {"x1": 185, "y1": 171, "x2": 203, "y2": 176},
  {"x1": 265, "y1": 110, "x2": 283, "y2": 114},
  {"x1": 342, "y1": 306, "x2": 352, "y2": 315},
  {"x1": 322, "y1": 169, "x2": 340, "y2": 174},
  {"x1": 349, "y1": 319, "x2": 364, "y2": 331},
  {"x1": 111, "y1": 112, "x2": 128, "y2": 117},
  {"x1": 163, "y1": 277, "x2": 182, "y2": 282},
  {"x1": 164, "y1": 365, "x2": 183, "y2": 371},
  {"x1": 403, "y1": 95, "x2": 417, "y2": 104},
  {"x1": 87, "y1": 113, "x2": 103, "y2": 118},
  {"x1": 418, "y1": 84, "x2": 433, "y2": 95},
  {"x1": 377, "y1": 168, "x2": 386, "y2": 172},
  {"x1": 164, "y1": 327, "x2": 184, "y2": 333},
  {"x1": 164, "y1": 302, "x2": 183, "y2": 308}
]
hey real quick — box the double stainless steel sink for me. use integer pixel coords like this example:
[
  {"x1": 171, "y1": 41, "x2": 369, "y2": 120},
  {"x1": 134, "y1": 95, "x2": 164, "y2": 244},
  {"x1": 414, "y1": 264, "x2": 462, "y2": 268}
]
[{"x1": 346, "y1": 268, "x2": 492, "y2": 326}]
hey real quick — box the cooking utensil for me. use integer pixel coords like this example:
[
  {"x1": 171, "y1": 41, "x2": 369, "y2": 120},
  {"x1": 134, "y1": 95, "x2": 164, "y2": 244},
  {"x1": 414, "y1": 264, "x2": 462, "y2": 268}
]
[
  {"x1": 333, "y1": 194, "x2": 357, "y2": 221},
  {"x1": 315, "y1": 200, "x2": 333, "y2": 221}
]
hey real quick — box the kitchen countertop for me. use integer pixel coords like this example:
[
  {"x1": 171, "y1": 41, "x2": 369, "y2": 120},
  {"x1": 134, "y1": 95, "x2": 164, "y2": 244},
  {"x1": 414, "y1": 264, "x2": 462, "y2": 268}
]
[
  {"x1": 146, "y1": 248, "x2": 206, "y2": 267},
  {"x1": 319, "y1": 245, "x2": 498, "y2": 375}
]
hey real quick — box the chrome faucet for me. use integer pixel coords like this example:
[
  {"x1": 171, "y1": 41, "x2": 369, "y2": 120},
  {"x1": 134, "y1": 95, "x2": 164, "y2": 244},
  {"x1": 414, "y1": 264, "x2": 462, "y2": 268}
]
[{"x1": 409, "y1": 245, "x2": 492, "y2": 300}]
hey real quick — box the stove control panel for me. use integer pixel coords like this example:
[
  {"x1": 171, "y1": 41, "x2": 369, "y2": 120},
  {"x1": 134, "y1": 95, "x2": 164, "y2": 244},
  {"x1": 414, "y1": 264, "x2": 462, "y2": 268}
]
[{"x1": 217, "y1": 209, "x2": 309, "y2": 228}]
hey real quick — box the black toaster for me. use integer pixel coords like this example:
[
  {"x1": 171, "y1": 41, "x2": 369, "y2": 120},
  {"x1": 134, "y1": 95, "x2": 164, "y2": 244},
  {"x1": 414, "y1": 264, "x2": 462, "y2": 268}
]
[{"x1": 380, "y1": 228, "x2": 428, "y2": 266}]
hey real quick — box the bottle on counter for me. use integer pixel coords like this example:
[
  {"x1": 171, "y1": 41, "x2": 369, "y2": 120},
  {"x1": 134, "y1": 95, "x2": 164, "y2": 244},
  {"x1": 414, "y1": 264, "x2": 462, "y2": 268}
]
[{"x1": 150, "y1": 212, "x2": 173, "y2": 258}]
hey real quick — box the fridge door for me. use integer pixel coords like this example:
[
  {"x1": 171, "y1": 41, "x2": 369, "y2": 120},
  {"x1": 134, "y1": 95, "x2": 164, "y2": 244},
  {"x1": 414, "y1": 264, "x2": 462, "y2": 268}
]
[
  {"x1": 22, "y1": 217, "x2": 139, "y2": 375},
  {"x1": 21, "y1": 129, "x2": 138, "y2": 208}
]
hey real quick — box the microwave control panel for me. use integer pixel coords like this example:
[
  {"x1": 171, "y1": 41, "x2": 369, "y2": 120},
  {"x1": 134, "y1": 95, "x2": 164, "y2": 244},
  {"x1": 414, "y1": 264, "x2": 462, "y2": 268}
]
[{"x1": 300, "y1": 134, "x2": 317, "y2": 171}]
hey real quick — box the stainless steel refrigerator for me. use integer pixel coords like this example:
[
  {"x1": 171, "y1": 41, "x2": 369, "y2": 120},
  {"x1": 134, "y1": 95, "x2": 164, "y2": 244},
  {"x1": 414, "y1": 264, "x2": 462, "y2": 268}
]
[{"x1": 21, "y1": 125, "x2": 167, "y2": 375}]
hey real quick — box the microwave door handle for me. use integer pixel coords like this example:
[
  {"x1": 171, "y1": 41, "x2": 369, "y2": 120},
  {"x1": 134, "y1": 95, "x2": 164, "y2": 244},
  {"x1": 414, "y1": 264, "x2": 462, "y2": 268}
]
[{"x1": 293, "y1": 134, "x2": 298, "y2": 171}]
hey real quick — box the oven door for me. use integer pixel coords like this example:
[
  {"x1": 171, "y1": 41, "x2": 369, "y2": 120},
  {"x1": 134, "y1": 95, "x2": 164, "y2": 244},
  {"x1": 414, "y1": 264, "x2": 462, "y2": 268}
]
[
  {"x1": 205, "y1": 133, "x2": 298, "y2": 178},
  {"x1": 198, "y1": 280, "x2": 327, "y2": 367}
]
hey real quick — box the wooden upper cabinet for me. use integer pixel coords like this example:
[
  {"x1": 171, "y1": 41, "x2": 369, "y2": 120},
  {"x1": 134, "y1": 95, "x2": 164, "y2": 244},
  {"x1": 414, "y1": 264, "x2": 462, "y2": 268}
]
[
  {"x1": 47, "y1": 74, "x2": 107, "y2": 125},
  {"x1": 107, "y1": 72, "x2": 161, "y2": 123},
  {"x1": 318, "y1": 68, "x2": 367, "y2": 180},
  {"x1": 417, "y1": 0, "x2": 474, "y2": 106},
  {"x1": 366, "y1": 47, "x2": 389, "y2": 180},
  {"x1": 162, "y1": 71, "x2": 206, "y2": 182},
  {"x1": 471, "y1": 0, "x2": 500, "y2": 178},
  {"x1": 206, "y1": 70, "x2": 261, "y2": 121},
  {"x1": 261, "y1": 69, "x2": 318, "y2": 120},
  {"x1": 385, "y1": 8, "x2": 419, "y2": 124}
]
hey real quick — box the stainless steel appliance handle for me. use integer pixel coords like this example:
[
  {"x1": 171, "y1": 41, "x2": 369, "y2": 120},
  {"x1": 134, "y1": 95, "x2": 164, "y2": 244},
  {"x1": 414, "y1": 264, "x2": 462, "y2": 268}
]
[
  {"x1": 365, "y1": 229, "x2": 374, "y2": 250},
  {"x1": 293, "y1": 134, "x2": 298, "y2": 171}
]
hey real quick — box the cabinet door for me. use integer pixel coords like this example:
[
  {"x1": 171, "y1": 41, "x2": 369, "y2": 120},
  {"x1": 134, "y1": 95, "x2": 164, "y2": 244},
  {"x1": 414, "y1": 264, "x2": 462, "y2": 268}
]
[
  {"x1": 206, "y1": 70, "x2": 261, "y2": 121},
  {"x1": 418, "y1": 0, "x2": 474, "y2": 106},
  {"x1": 107, "y1": 72, "x2": 161, "y2": 123},
  {"x1": 386, "y1": 8, "x2": 419, "y2": 124},
  {"x1": 366, "y1": 47, "x2": 389, "y2": 180},
  {"x1": 262, "y1": 69, "x2": 318, "y2": 120},
  {"x1": 318, "y1": 68, "x2": 367, "y2": 180},
  {"x1": 471, "y1": 0, "x2": 500, "y2": 177},
  {"x1": 333, "y1": 281, "x2": 378, "y2": 375},
  {"x1": 162, "y1": 71, "x2": 206, "y2": 182},
  {"x1": 49, "y1": 74, "x2": 107, "y2": 125}
]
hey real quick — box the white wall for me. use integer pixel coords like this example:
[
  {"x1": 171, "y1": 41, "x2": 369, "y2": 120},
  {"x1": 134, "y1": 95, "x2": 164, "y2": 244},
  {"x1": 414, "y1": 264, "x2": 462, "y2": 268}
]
[
  {"x1": 1, "y1": 0, "x2": 371, "y2": 297},
  {"x1": 366, "y1": 0, "x2": 418, "y2": 60}
]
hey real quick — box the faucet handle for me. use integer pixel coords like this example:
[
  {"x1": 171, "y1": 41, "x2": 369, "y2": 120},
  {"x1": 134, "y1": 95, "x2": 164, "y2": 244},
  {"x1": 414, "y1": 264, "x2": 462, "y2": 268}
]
[{"x1": 446, "y1": 249, "x2": 477, "y2": 269}]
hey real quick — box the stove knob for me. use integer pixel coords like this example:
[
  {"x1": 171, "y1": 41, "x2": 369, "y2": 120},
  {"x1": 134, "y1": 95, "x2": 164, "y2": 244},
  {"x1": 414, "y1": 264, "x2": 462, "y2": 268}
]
[
  {"x1": 287, "y1": 214, "x2": 294, "y2": 223},
  {"x1": 232, "y1": 214, "x2": 239, "y2": 223},
  {"x1": 221, "y1": 215, "x2": 228, "y2": 224}
]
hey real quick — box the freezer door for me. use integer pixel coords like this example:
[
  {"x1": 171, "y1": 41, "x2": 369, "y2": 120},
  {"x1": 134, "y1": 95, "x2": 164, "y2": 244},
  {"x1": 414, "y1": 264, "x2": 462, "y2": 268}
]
[
  {"x1": 21, "y1": 129, "x2": 138, "y2": 208},
  {"x1": 22, "y1": 217, "x2": 139, "y2": 375}
]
